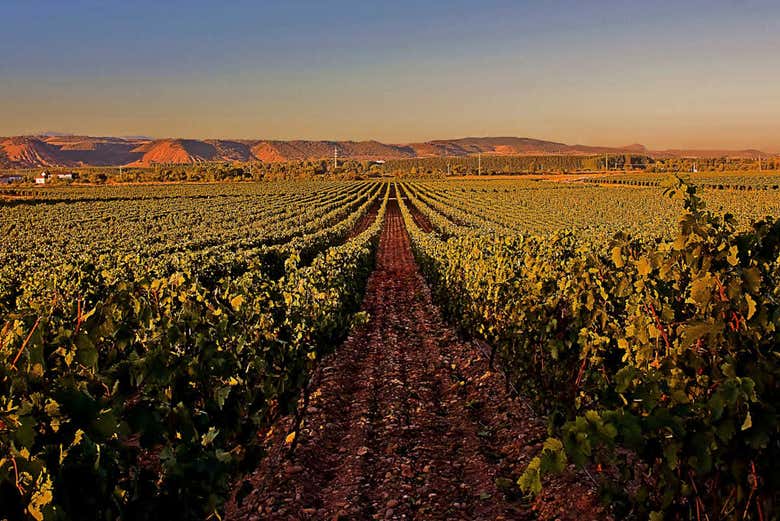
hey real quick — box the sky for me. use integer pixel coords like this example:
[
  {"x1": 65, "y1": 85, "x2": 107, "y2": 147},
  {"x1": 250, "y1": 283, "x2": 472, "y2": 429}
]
[{"x1": 1, "y1": 0, "x2": 779, "y2": 151}]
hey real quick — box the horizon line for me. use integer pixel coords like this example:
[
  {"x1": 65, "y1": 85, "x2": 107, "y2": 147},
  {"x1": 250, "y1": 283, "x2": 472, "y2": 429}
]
[{"x1": 10, "y1": 132, "x2": 779, "y2": 155}]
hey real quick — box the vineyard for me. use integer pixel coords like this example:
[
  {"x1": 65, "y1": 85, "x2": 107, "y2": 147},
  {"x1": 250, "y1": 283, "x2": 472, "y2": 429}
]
[{"x1": 1, "y1": 177, "x2": 779, "y2": 520}]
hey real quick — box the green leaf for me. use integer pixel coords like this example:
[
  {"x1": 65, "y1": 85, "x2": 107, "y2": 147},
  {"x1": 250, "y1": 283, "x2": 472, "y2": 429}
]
[
  {"x1": 28, "y1": 473, "x2": 54, "y2": 521},
  {"x1": 681, "y1": 321, "x2": 717, "y2": 346},
  {"x1": 663, "y1": 442, "x2": 680, "y2": 469},
  {"x1": 215, "y1": 449, "x2": 233, "y2": 463},
  {"x1": 611, "y1": 246, "x2": 625, "y2": 268},
  {"x1": 743, "y1": 267, "x2": 761, "y2": 293},
  {"x1": 689, "y1": 275, "x2": 714, "y2": 307},
  {"x1": 75, "y1": 335, "x2": 98, "y2": 368},
  {"x1": 539, "y1": 438, "x2": 567, "y2": 474},
  {"x1": 230, "y1": 295, "x2": 245, "y2": 311},
  {"x1": 709, "y1": 393, "x2": 724, "y2": 420},
  {"x1": 518, "y1": 457, "x2": 542, "y2": 495},
  {"x1": 635, "y1": 258, "x2": 652, "y2": 276},
  {"x1": 214, "y1": 385, "x2": 231, "y2": 409},
  {"x1": 741, "y1": 410, "x2": 752, "y2": 431},
  {"x1": 15, "y1": 415, "x2": 37, "y2": 447},
  {"x1": 726, "y1": 245, "x2": 739, "y2": 266},
  {"x1": 92, "y1": 410, "x2": 119, "y2": 439},
  {"x1": 745, "y1": 294, "x2": 757, "y2": 320},
  {"x1": 201, "y1": 427, "x2": 220, "y2": 446}
]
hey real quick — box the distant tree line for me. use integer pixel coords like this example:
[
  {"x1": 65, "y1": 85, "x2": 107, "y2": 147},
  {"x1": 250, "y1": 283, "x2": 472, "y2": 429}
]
[
  {"x1": 2, "y1": 155, "x2": 777, "y2": 184},
  {"x1": 383, "y1": 155, "x2": 779, "y2": 176},
  {"x1": 646, "y1": 157, "x2": 779, "y2": 173},
  {"x1": 0, "y1": 160, "x2": 384, "y2": 184},
  {"x1": 382, "y1": 154, "x2": 653, "y2": 176}
]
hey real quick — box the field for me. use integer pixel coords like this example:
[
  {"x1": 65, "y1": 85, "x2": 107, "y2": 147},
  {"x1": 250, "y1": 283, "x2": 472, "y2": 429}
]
[{"x1": 1, "y1": 176, "x2": 779, "y2": 520}]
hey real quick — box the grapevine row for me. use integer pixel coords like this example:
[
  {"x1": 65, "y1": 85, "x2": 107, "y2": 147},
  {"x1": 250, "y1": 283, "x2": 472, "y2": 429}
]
[
  {"x1": 0, "y1": 182, "x2": 390, "y2": 519},
  {"x1": 398, "y1": 179, "x2": 779, "y2": 519}
]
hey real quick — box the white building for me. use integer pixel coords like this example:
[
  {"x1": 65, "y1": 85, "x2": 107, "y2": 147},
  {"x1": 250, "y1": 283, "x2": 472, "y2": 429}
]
[{"x1": 34, "y1": 171, "x2": 76, "y2": 184}]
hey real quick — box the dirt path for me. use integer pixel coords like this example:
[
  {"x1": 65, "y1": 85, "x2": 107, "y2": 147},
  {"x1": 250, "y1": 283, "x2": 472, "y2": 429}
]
[
  {"x1": 399, "y1": 188, "x2": 434, "y2": 233},
  {"x1": 347, "y1": 185, "x2": 385, "y2": 240},
  {"x1": 226, "y1": 195, "x2": 605, "y2": 521}
]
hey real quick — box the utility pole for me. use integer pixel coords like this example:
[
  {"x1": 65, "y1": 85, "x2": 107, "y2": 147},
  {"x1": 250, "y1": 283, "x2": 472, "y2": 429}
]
[
  {"x1": 478, "y1": 153, "x2": 481, "y2": 176},
  {"x1": 758, "y1": 155, "x2": 762, "y2": 172},
  {"x1": 605, "y1": 153, "x2": 608, "y2": 171},
  {"x1": 334, "y1": 146, "x2": 338, "y2": 171},
  {"x1": 446, "y1": 161, "x2": 450, "y2": 176}
]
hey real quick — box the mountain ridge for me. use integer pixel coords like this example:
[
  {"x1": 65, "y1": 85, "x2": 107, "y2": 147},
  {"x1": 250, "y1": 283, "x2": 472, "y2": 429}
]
[{"x1": 0, "y1": 134, "x2": 774, "y2": 168}]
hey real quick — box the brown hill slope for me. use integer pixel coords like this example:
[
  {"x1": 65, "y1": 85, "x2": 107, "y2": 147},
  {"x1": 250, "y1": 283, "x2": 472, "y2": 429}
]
[
  {"x1": 251, "y1": 140, "x2": 416, "y2": 163},
  {"x1": 129, "y1": 139, "x2": 221, "y2": 165},
  {"x1": 207, "y1": 140, "x2": 253, "y2": 162},
  {"x1": 424, "y1": 136, "x2": 571, "y2": 155},
  {"x1": 43, "y1": 135, "x2": 145, "y2": 165},
  {"x1": 0, "y1": 134, "x2": 774, "y2": 168},
  {"x1": 0, "y1": 136, "x2": 73, "y2": 167},
  {"x1": 409, "y1": 138, "x2": 656, "y2": 157}
]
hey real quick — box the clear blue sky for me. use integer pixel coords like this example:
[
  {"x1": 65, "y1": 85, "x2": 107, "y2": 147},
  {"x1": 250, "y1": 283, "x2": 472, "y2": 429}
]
[{"x1": 1, "y1": 0, "x2": 779, "y2": 150}]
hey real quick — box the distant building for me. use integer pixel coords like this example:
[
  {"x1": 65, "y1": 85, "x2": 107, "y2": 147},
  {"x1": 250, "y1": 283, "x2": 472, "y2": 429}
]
[
  {"x1": 0, "y1": 175, "x2": 23, "y2": 184},
  {"x1": 371, "y1": 160, "x2": 386, "y2": 165},
  {"x1": 34, "y1": 171, "x2": 77, "y2": 184}
]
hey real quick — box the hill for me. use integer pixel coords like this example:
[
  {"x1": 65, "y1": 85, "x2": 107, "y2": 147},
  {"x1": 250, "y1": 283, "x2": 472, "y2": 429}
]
[
  {"x1": 648, "y1": 148, "x2": 767, "y2": 159},
  {"x1": 0, "y1": 136, "x2": 73, "y2": 168},
  {"x1": 250, "y1": 140, "x2": 416, "y2": 163},
  {"x1": 46, "y1": 135, "x2": 147, "y2": 165},
  {"x1": 0, "y1": 134, "x2": 774, "y2": 168},
  {"x1": 129, "y1": 139, "x2": 221, "y2": 165}
]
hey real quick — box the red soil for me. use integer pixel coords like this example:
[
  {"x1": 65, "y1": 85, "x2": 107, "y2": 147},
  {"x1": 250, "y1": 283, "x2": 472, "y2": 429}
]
[
  {"x1": 397, "y1": 191, "x2": 434, "y2": 233},
  {"x1": 224, "y1": 199, "x2": 607, "y2": 520},
  {"x1": 347, "y1": 191, "x2": 384, "y2": 240}
]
